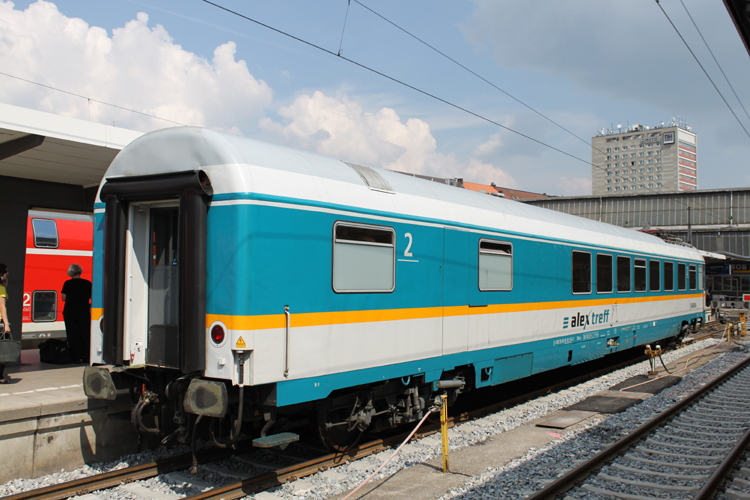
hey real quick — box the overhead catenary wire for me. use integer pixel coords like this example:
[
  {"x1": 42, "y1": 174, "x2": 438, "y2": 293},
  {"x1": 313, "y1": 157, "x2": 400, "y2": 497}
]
[
  {"x1": 0, "y1": 70, "x2": 188, "y2": 127},
  {"x1": 352, "y1": 0, "x2": 595, "y2": 151},
  {"x1": 200, "y1": 0, "x2": 736, "y2": 227},
  {"x1": 201, "y1": 0, "x2": 592, "y2": 167},
  {"x1": 656, "y1": 0, "x2": 750, "y2": 141},
  {"x1": 678, "y1": 0, "x2": 750, "y2": 125}
]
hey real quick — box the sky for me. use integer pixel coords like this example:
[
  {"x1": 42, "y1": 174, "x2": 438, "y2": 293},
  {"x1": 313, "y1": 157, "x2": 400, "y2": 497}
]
[{"x1": 1, "y1": 0, "x2": 749, "y2": 196}]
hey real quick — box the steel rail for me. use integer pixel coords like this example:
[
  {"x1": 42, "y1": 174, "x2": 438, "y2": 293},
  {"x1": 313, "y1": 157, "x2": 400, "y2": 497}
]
[
  {"x1": 0, "y1": 445, "x2": 237, "y2": 500},
  {"x1": 525, "y1": 355, "x2": 750, "y2": 500},
  {"x1": 693, "y1": 408, "x2": 750, "y2": 499},
  {"x1": 182, "y1": 437, "x2": 396, "y2": 500}
]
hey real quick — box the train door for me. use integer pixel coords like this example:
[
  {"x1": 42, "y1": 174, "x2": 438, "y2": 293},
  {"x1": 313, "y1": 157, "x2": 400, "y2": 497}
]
[
  {"x1": 99, "y1": 170, "x2": 212, "y2": 373},
  {"x1": 124, "y1": 203, "x2": 180, "y2": 367}
]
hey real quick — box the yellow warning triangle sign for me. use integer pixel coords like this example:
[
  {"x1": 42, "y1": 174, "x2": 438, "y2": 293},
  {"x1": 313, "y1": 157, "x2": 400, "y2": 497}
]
[{"x1": 236, "y1": 336, "x2": 246, "y2": 348}]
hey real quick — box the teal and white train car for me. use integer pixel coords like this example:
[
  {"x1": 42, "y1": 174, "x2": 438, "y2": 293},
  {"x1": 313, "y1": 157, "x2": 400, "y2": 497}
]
[{"x1": 83, "y1": 127, "x2": 706, "y2": 448}]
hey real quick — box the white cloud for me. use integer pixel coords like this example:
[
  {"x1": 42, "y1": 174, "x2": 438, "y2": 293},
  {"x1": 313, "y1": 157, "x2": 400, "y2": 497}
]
[
  {"x1": 557, "y1": 176, "x2": 592, "y2": 196},
  {"x1": 260, "y1": 90, "x2": 518, "y2": 187},
  {"x1": 0, "y1": 0, "x2": 272, "y2": 131}
]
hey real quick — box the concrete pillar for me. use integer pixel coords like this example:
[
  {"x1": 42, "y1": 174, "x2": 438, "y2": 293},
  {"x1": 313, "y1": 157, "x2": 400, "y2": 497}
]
[{"x1": 0, "y1": 200, "x2": 28, "y2": 343}]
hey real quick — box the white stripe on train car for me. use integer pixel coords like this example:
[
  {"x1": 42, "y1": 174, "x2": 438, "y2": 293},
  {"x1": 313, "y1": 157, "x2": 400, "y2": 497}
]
[
  {"x1": 26, "y1": 249, "x2": 93, "y2": 256},
  {"x1": 22, "y1": 321, "x2": 65, "y2": 332}
]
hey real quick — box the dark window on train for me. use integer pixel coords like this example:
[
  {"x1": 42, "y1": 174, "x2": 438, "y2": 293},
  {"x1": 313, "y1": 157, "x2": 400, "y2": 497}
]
[
  {"x1": 689, "y1": 264, "x2": 697, "y2": 290},
  {"x1": 678, "y1": 263, "x2": 686, "y2": 290},
  {"x1": 32, "y1": 218, "x2": 58, "y2": 248},
  {"x1": 478, "y1": 240, "x2": 512, "y2": 291},
  {"x1": 649, "y1": 260, "x2": 660, "y2": 292},
  {"x1": 664, "y1": 262, "x2": 674, "y2": 291},
  {"x1": 596, "y1": 254, "x2": 613, "y2": 293},
  {"x1": 32, "y1": 291, "x2": 57, "y2": 322},
  {"x1": 572, "y1": 251, "x2": 591, "y2": 294},
  {"x1": 698, "y1": 265, "x2": 704, "y2": 291},
  {"x1": 333, "y1": 222, "x2": 395, "y2": 293},
  {"x1": 634, "y1": 259, "x2": 647, "y2": 292},
  {"x1": 617, "y1": 256, "x2": 631, "y2": 292}
]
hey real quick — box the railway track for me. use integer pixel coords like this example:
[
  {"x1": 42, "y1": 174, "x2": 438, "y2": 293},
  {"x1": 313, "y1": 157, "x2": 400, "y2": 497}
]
[
  {"x1": 2, "y1": 324, "x2": 729, "y2": 500},
  {"x1": 527, "y1": 354, "x2": 750, "y2": 500}
]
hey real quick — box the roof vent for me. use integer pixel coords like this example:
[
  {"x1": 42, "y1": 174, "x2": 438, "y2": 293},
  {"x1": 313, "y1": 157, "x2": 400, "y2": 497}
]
[{"x1": 343, "y1": 162, "x2": 394, "y2": 193}]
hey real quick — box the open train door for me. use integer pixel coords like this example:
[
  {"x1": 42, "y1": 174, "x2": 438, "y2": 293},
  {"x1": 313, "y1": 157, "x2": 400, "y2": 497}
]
[{"x1": 98, "y1": 171, "x2": 212, "y2": 373}]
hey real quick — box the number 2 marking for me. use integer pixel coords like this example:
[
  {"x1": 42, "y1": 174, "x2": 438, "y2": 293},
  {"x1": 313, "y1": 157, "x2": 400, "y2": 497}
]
[
  {"x1": 23, "y1": 293, "x2": 30, "y2": 307},
  {"x1": 404, "y1": 233, "x2": 413, "y2": 257}
]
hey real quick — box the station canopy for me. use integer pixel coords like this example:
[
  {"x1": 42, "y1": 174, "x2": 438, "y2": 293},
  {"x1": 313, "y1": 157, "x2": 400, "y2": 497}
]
[{"x1": 0, "y1": 103, "x2": 143, "y2": 189}]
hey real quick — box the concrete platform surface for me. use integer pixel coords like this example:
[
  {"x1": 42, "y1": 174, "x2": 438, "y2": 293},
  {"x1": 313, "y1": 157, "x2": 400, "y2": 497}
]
[{"x1": 0, "y1": 350, "x2": 139, "y2": 483}]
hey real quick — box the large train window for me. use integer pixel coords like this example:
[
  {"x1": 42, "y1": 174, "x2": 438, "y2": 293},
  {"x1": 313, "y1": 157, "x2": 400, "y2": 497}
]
[
  {"x1": 649, "y1": 260, "x2": 660, "y2": 292},
  {"x1": 677, "y1": 263, "x2": 686, "y2": 290},
  {"x1": 596, "y1": 254, "x2": 613, "y2": 293},
  {"x1": 333, "y1": 222, "x2": 395, "y2": 293},
  {"x1": 478, "y1": 239, "x2": 512, "y2": 291},
  {"x1": 664, "y1": 262, "x2": 674, "y2": 291},
  {"x1": 617, "y1": 256, "x2": 631, "y2": 292},
  {"x1": 32, "y1": 218, "x2": 59, "y2": 248},
  {"x1": 32, "y1": 291, "x2": 57, "y2": 322},
  {"x1": 634, "y1": 259, "x2": 647, "y2": 292},
  {"x1": 572, "y1": 251, "x2": 591, "y2": 294},
  {"x1": 689, "y1": 264, "x2": 697, "y2": 290}
]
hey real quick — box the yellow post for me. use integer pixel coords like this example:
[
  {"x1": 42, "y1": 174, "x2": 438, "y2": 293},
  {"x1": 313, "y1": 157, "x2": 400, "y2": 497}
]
[
  {"x1": 728, "y1": 323, "x2": 733, "y2": 344},
  {"x1": 440, "y1": 394, "x2": 449, "y2": 473},
  {"x1": 740, "y1": 312, "x2": 746, "y2": 336}
]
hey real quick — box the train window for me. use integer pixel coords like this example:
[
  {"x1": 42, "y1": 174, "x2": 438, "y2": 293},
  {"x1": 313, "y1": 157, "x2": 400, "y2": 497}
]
[
  {"x1": 634, "y1": 259, "x2": 647, "y2": 292},
  {"x1": 664, "y1": 262, "x2": 674, "y2": 291},
  {"x1": 32, "y1": 291, "x2": 57, "y2": 322},
  {"x1": 478, "y1": 240, "x2": 512, "y2": 291},
  {"x1": 649, "y1": 260, "x2": 660, "y2": 292},
  {"x1": 689, "y1": 264, "x2": 697, "y2": 290},
  {"x1": 32, "y1": 218, "x2": 59, "y2": 248},
  {"x1": 333, "y1": 222, "x2": 395, "y2": 293},
  {"x1": 617, "y1": 256, "x2": 631, "y2": 292},
  {"x1": 572, "y1": 251, "x2": 591, "y2": 294},
  {"x1": 698, "y1": 265, "x2": 704, "y2": 291},
  {"x1": 596, "y1": 254, "x2": 613, "y2": 293},
  {"x1": 678, "y1": 263, "x2": 686, "y2": 290}
]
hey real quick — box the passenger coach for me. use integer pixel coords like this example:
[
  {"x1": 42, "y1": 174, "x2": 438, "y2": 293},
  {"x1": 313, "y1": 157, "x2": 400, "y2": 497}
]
[{"x1": 83, "y1": 127, "x2": 705, "y2": 449}]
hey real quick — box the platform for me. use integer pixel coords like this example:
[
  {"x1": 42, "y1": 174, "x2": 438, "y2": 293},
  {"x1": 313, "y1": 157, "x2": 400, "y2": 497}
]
[{"x1": 0, "y1": 350, "x2": 138, "y2": 484}]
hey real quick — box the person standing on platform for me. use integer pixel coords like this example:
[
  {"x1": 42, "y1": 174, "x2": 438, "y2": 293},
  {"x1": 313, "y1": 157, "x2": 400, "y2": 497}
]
[
  {"x1": 61, "y1": 263, "x2": 92, "y2": 364},
  {"x1": 0, "y1": 264, "x2": 10, "y2": 383}
]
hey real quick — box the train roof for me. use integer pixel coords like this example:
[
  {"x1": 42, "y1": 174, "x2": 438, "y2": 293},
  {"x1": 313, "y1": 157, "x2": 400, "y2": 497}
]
[{"x1": 102, "y1": 127, "x2": 702, "y2": 262}]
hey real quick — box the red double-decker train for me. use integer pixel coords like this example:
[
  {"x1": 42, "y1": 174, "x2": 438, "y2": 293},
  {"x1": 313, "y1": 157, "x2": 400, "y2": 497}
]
[{"x1": 22, "y1": 210, "x2": 93, "y2": 346}]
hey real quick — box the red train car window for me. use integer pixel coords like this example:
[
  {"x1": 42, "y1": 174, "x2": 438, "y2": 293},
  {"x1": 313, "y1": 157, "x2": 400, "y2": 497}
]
[{"x1": 32, "y1": 219, "x2": 59, "y2": 248}]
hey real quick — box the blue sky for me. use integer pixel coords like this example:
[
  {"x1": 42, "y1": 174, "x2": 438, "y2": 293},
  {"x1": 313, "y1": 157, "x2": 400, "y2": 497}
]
[{"x1": 1, "y1": 0, "x2": 749, "y2": 195}]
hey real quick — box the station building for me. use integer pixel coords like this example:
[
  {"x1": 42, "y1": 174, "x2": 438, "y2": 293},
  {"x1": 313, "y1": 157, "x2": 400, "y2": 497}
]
[
  {"x1": 524, "y1": 189, "x2": 749, "y2": 300},
  {"x1": 591, "y1": 121, "x2": 697, "y2": 196}
]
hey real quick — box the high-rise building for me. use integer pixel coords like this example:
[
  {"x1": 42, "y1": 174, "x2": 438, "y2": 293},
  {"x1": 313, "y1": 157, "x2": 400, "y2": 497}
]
[{"x1": 591, "y1": 121, "x2": 697, "y2": 196}]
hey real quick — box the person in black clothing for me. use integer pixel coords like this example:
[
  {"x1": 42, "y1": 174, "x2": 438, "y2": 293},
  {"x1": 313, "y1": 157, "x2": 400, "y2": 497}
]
[
  {"x1": 0, "y1": 263, "x2": 9, "y2": 383},
  {"x1": 61, "y1": 263, "x2": 92, "y2": 364}
]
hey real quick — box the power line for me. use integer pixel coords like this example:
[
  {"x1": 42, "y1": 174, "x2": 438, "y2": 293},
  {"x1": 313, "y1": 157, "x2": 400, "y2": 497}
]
[
  {"x1": 678, "y1": 0, "x2": 750, "y2": 125},
  {"x1": 200, "y1": 0, "x2": 591, "y2": 165},
  {"x1": 352, "y1": 0, "x2": 597, "y2": 152},
  {"x1": 202, "y1": 0, "x2": 732, "y2": 226},
  {"x1": 350, "y1": 1, "x2": 735, "y2": 226},
  {"x1": 655, "y1": 0, "x2": 750, "y2": 140},
  {"x1": 0, "y1": 70, "x2": 189, "y2": 127}
]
